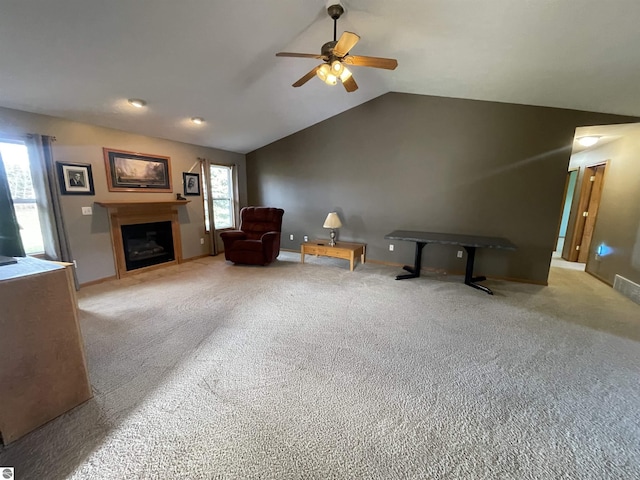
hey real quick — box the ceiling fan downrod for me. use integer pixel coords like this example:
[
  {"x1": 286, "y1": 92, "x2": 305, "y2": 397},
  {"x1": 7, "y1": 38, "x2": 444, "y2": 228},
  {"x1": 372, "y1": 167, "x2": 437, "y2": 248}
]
[{"x1": 327, "y1": 4, "x2": 344, "y2": 42}]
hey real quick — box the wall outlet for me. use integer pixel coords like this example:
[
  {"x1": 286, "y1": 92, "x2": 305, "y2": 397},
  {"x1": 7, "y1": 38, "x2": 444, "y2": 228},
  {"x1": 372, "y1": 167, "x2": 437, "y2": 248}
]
[
  {"x1": 304, "y1": 235, "x2": 309, "y2": 242},
  {"x1": 81, "y1": 206, "x2": 92, "y2": 216},
  {"x1": 457, "y1": 250, "x2": 463, "y2": 258},
  {"x1": 200, "y1": 238, "x2": 205, "y2": 245},
  {"x1": 289, "y1": 234, "x2": 294, "y2": 240},
  {"x1": 389, "y1": 244, "x2": 394, "y2": 252}
]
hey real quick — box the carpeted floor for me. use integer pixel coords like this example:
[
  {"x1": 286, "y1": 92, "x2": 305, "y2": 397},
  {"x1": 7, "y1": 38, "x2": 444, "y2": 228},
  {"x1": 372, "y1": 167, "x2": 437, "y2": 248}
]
[{"x1": 1, "y1": 252, "x2": 639, "y2": 479}]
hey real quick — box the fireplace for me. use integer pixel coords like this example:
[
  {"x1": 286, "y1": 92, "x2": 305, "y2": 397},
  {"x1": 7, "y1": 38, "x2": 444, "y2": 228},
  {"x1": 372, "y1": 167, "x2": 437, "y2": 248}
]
[
  {"x1": 96, "y1": 200, "x2": 189, "y2": 278},
  {"x1": 121, "y1": 221, "x2": 175, "y2": 271}
]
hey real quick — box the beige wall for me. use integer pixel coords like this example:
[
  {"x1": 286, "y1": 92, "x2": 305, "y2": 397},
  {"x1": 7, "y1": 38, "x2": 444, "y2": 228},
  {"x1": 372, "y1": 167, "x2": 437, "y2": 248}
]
[
  {"x1": 0, "y1": 106, "x2": 247, "y2": 285},
  {"x1": 566, "y1": 130, "x2": 640, "y2": 285},
  {"x1": 247, "y1": 93, "x2": 637, "y2": 284}
]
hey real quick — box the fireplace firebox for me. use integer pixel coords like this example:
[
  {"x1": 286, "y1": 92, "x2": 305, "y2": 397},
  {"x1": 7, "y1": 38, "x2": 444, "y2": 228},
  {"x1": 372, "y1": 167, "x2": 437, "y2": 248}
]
[{"x1": 121, "y1": 221, "x2": 175, "y2": 271}]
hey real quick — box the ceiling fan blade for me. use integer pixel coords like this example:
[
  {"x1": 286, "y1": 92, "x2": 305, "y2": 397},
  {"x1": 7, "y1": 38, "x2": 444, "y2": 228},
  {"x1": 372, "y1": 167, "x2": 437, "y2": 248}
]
[
  {"x1": 333, "y1": 31, "x2": 360, "y2": 57},
  {"x1": 342, "y1": 75, "x2": 358, "y2": 93},
  {"x1": 344, "y1": 55, "x2": 398, "y2": 70},
  {"x1": 276, "y1": 52, "x2": 326, "y2": 60},
  {"x1": 292, "y1": 65, "x2": 321, "y2": 87}
]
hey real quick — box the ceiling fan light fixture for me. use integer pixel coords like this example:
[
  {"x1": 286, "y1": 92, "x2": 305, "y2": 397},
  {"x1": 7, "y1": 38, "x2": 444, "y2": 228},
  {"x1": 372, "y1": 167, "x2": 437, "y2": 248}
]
[
  {"x1": 339, "y1": 66, "x2": 352, "y2": 82},
  {"x1": 577, "y1": 136, "x2": 600, "y2": 147},
  {"x1": 276, "y1": 4, "x2": 397, "y2": 92},
  {"x1": 317, "y1": 63, "x2": 331, "y2": 82},
  {"x1": 331, "y1": 60, "x2": 344, "y2": 76},
  {"x1": 325, "y1": 74, "x2": 338, "y2": 85}
]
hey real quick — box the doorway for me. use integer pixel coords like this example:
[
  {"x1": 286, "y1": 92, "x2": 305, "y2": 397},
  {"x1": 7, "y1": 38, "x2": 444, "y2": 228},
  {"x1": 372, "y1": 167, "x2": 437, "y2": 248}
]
[
  {"x1": 554, "y1": 169, "x2": 578, "y2": 257},
  {"x1": 565, "y1": 162, "x2": 608, "y2": 263}
]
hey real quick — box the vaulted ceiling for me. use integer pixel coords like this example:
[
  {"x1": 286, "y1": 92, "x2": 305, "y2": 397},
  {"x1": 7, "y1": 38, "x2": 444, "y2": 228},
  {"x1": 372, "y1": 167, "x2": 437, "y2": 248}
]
[{"x1": 1, "y1": 0, "x2": 638, "y2": 154}]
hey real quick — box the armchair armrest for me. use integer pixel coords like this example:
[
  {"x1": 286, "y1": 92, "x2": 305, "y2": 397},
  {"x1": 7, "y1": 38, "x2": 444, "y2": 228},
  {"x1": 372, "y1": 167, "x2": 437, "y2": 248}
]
[
  {"x1": 219, "y1": 230, "x2": 246, "y2": 242},
  {"x1": 261, "y1": 231, "x2": 279, "y2": 244},
  {"x1": 220, "y1": 230, "x2": 247, "y2": 249},
  {"x1": 261, "y1": 231, "x2": 281, "y2": 262},
  {"x1": 219, "y1": 230, "x2": 248, "y2": 262}
]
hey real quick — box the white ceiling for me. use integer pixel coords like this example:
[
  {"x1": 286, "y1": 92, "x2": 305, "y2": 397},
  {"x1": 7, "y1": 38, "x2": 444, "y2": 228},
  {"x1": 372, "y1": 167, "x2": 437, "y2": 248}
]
[{"x1": 1, "y1": 0, "x2": 639, "y2": 154}]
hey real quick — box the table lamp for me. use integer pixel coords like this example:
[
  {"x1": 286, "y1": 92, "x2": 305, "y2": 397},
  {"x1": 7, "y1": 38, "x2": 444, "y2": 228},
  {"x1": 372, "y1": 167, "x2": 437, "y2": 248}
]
[{"x1": 323, "y1": 212, "x2": 342, "y2": 247}]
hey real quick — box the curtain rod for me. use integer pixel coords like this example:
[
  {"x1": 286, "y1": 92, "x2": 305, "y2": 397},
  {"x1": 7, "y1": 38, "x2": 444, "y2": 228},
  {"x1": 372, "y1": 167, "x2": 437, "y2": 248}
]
[{"x1": 196, "y1": 157, "x2": 236, "y2": 168}]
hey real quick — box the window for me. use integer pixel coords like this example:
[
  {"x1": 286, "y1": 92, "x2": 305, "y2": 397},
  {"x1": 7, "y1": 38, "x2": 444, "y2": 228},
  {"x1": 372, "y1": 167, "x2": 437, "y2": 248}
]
[
  {"x1": 203, "y1": 164, "x2": 235, "y2": 231},
  {"x1": 0, "y1": 140, "x2": 45, "y2": 254}
]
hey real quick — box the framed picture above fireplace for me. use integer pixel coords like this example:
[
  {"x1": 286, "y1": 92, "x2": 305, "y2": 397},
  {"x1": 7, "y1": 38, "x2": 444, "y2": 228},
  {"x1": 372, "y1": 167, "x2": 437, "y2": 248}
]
[
  {"x1": 103, "y1": 148, "x2": 172, "y2": 192},
  {"x1": 56, "y1": 161, "x2": 95, "y2": 195}
]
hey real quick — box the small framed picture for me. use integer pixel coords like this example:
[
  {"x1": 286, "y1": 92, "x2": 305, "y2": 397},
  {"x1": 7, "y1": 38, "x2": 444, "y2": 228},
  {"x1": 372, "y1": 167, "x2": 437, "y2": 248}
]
[
  {"x1": 183, "y1": 172, "x2": 200, "y2": 196},
  {"x1": 57, "y1": 162, "x2": 95, "y2": 195}
]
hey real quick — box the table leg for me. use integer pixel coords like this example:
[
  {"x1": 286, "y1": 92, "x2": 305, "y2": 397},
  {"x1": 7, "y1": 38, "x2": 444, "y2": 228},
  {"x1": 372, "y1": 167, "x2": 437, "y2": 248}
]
[
  {"x1": 396, "y1": 242, "x2": 426, "y2": 280},
  {"x1": 350, "y1": 252, "x2": 354, "y2": 271},
  {"x1": 300, "y1": 249, "x2": 305, "y2": 264},
  {"x1": 463, "y1": 246, "x2": 492, "y2": 295}
]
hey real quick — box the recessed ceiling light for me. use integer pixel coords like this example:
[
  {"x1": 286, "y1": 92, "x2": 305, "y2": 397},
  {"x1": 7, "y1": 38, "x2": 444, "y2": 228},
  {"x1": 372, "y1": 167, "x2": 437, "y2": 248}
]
[
  {"x1": 577, "y1": 136, "x2": 600, "y2": 147},
  {"x1": 128, "y1": 98, "x2": 147, "y2": 108},
  {"x1": 191, "y1": 117, "x2": 205, "y2": 125}
]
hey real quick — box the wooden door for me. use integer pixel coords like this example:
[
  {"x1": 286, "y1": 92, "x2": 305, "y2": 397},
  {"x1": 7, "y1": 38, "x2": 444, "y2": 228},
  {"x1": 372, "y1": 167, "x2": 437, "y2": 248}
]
[{"x1": 568, "y1": 163, "x2": 607, "y2": 262}]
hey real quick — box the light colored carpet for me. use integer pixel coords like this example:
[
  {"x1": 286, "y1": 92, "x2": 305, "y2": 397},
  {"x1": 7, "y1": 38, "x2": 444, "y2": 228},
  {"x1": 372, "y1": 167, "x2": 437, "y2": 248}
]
[{"x1": 1, "y1": 251, "x2": 639, "y2": 479}]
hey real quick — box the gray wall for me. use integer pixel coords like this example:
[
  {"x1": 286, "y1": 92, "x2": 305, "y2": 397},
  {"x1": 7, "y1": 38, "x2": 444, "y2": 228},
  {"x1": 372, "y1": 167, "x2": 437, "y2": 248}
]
[
  {"x1": 0, "y1": 106, "x2": 246, "y2": 285},
  {"x1": 566, "y1": 131, "x2": 640, "y2": 285},
  {"x1": 246, "y1": 93, "x2": 637, "y2": 284}
]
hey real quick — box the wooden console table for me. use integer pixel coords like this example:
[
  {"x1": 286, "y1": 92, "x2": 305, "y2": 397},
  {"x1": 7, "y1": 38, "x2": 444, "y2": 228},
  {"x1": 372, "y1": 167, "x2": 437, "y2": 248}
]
[
  {"x1": 300, "y1": 240, "x2": 366, "y2": 271},
  {"x1": 0, "y1": 257, "x2": 92, "y2": 444}
]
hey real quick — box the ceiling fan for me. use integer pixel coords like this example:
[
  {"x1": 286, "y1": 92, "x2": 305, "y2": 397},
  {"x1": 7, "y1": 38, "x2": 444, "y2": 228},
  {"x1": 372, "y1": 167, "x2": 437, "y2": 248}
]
[{"x1": 276, "y1": 4, "x2": 398, "y2": 92}]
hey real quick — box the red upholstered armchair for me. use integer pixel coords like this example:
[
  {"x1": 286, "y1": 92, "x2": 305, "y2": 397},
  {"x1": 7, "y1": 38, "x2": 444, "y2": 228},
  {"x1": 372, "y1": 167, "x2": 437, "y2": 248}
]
[{"x1": 219, "y1": 207, "x2": 285, "y2": 265}]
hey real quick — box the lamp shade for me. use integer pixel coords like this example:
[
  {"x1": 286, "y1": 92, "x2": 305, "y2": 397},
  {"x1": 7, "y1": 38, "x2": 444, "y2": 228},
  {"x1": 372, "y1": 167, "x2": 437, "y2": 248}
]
[{"x1": 323, "y1": 212, "x2": 342, "y2": 229}]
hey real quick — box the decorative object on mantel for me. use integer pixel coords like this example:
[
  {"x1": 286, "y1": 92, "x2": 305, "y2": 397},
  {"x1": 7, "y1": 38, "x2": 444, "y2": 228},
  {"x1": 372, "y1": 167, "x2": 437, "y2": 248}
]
[
  {"x1": 103, "y1": 148, "x2": 172, "y2": 193},
  {"x1": 323, "y1": 212, "x2": 343, "y2": 246},
  {"x1": 176, "y1": 193, "x2": 186, "y2": 201},
  {"x1": 56, "y1": 161, "x2": 95, "y2": 195},
  {"x1": 183, "y1": 172, "x2": 200, "y2": 196}
]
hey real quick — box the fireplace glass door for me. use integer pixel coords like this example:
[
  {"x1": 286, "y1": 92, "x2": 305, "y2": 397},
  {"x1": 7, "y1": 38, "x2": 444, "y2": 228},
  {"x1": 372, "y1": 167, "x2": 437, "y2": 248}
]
[{"x1": 121, "y1": 221, "x2": 175, "y2": 271}]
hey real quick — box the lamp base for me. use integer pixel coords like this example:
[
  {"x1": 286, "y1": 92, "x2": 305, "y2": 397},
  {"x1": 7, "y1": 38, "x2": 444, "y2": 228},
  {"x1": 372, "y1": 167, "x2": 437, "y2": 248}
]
[{"x1": 329, "y1": 229, "x2": 336, "y2": 247}]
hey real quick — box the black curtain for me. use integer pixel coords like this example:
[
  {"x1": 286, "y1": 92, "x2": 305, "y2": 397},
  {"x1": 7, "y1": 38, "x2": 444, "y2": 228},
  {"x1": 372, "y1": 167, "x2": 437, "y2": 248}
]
[{"x1": 0, "y1": 151, "x2": 26, "y2": 257}]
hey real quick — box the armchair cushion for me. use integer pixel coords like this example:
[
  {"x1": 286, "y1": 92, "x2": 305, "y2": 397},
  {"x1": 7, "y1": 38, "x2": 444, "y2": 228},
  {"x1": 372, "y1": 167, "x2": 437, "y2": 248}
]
[{"x1": 219, "y1": 207, "x2": 284, "y2": 265}]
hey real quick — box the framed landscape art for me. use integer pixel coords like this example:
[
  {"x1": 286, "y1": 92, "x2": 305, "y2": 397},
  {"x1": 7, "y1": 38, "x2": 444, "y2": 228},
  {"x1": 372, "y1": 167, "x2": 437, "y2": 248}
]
[{"x1": 103, "y1": 148, "x2": 172, "y2": 192}]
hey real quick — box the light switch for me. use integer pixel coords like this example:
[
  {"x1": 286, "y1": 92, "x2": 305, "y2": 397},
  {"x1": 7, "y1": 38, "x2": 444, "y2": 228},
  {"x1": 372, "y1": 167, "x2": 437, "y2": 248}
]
[{"x1": 81, "y1": 206, "x2": 92, "y2": 216}]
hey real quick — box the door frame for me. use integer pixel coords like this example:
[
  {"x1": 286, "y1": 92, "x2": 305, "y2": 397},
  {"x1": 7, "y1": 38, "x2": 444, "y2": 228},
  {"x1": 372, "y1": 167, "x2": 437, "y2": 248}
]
[
  {"x1": 566, "y1": 161, "x2": 608, "y2": 262},
  {"x1": 554, "y1": 168, "x2": 578, "y2": 255}
]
